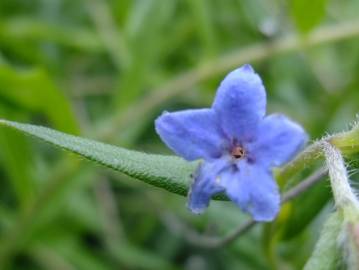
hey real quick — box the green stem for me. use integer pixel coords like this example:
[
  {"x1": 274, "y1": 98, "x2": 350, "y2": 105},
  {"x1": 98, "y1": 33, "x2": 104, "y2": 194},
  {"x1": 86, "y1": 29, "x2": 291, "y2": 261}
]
[
  {"x1": 329, "y1": 123, "x2": 359, "y2": 155},
  {"x1": 276, "y1": 141, "x2": 324, "y2": 187}
]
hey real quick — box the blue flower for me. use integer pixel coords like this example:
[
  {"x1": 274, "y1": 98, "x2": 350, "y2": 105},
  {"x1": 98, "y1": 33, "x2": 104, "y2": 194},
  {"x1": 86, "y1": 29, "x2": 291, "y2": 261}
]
[{"x1": 155, "y1": 64, "x2": 308, "y2": 221}]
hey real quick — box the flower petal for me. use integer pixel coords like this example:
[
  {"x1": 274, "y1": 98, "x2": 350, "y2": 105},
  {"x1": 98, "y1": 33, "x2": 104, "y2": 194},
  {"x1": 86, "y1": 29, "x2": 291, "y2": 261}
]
[
  {"x1": 212, "y1": 64, "x2": 266, "y2": 141},
  {"x1": 155, "y1": 109, "x2": 226, "y2": 161},
  {"x1": 248, "y1": 114, "x2": 308, "y2": 167},
  {"x1": 187, "y1": 160, "x2": 227, "y2": 214},
  {"x1": 219, "y1": 162, "x2": 280, "y2": 221}
]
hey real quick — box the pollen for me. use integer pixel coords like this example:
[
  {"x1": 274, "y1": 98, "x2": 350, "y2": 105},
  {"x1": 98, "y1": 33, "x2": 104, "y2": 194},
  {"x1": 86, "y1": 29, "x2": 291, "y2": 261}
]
[{"x1": 231, "y1": 146, "x2": 245, "y2": 159}]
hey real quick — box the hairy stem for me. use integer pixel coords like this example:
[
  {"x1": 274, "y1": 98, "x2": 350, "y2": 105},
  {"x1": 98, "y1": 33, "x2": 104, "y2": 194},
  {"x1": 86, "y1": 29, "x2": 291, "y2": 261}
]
[
  {"x1": 323, "y1": 142, "x2": 359, "y2": 212},
  {"x1": 322, "y1": 142, "x2": 359, "y2": 270}
]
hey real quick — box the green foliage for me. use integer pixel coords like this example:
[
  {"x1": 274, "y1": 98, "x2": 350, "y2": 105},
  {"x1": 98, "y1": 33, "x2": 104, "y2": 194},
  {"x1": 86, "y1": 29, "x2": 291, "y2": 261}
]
[
  {"x1": 1, "y1": 0, "x2": 359, "y2": 269},
  {"x1": 0, "y1": 17, "x2": 103, "y2": 52},
  {"x1": 0, "y1": 66, "x2": 79, "y2": 133},
  {"x1": 0, "y1": 125, "x2": 35, "y2": 210},
  {"x1": 281, "y1": 179, "x2": 331, "y2": 239},
  {"x1": 291, "y1": 0, "x2": 328, "y2": 33}
]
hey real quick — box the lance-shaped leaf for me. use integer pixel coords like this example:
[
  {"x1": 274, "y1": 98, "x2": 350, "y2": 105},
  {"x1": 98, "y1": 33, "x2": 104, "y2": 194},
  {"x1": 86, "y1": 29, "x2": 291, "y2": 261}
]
[{"x1": 0, "y1": 119, "x2": 198, "y2": 196}]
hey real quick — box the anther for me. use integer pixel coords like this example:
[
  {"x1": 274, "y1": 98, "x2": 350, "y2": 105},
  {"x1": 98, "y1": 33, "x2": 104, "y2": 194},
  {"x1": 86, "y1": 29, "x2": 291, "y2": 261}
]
[{"x1": 231, "y1": 146, "x2": 245, "y2": 159}]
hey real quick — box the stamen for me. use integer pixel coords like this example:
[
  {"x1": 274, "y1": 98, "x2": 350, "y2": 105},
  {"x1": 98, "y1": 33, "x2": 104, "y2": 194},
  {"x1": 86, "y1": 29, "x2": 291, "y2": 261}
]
[{"x1": 231, "y1": 146, "x2": 245, "y2": 159}]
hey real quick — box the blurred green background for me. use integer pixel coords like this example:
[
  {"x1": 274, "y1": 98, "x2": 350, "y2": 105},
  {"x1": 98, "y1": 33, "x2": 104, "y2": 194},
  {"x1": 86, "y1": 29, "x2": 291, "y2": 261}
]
[{"x1": 1, "y1": 0, "x2": 359, "y2": 269}]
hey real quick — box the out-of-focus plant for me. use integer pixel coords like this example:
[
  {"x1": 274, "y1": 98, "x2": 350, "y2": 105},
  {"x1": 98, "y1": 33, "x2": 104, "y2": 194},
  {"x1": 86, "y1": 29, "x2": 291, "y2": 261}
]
[
  {"x1": 2, "y1": 0, "x2": 359, "y2": 269},
  {"x1": 1, "y1": 70, "x2": 359, "y2": 268}
]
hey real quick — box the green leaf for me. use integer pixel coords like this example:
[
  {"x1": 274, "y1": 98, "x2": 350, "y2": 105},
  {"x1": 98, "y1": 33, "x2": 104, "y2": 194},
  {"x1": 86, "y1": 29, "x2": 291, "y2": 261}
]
[
  {"x1": 0, "y1": 66, "x2": 79, "y2": 134},
  {"x1": 0, "y1": 17, "x2": 103, "y2": 52},
  {"x1": 0, "y1": 119, "x2": 197, "y2": 196},
  {"x1": 0, "y1": 106, "x2": 36, "y2": 211},
  {"x1": 291, "y1": 0, "x2": 328, "y2": 33},
  {"x1": 114, "y1": 0, "x2": 176, "y2": 106},
  {"x1": 281, "y1": 179, "x2": 331, "y2": 239},
  {"x1": 0, "y1": 127, "x2": 35, "y2": 210},
  {"x1": 304, "y1": 212, "x2": 343, "y2": 270}
]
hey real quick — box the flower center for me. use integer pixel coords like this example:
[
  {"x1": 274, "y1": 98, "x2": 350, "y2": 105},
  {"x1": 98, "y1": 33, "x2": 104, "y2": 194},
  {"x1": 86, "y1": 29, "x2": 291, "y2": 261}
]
[{"x1": 231, "y1": 146, "x2": 246, "y2": 159}]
